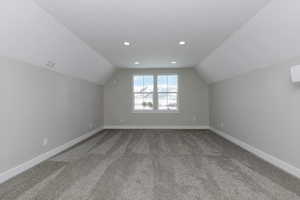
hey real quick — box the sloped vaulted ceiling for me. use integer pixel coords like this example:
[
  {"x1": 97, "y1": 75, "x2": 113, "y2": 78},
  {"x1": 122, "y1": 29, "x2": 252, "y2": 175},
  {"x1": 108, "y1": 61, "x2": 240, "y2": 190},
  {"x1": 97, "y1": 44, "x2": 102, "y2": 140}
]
[
  {"x1": 3, "y1": 0, "x2": 298, "y2": 85},
  {"x1": 33, "y1": 0, "x2": 269, "y2": 73},
  {"x1": 0, "y1": 0, "x2": 114, "y2": 84},
  {"x1": 196, "y1": 0, "x2": 300, "y2": 84}
]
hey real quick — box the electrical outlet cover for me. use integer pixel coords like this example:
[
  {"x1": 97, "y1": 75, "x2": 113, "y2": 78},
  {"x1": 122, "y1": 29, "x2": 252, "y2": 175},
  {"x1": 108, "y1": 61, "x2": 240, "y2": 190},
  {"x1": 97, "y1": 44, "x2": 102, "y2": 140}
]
[
  {"x1": 43, "y1": 138, "x2": 48, "y2": 146},
  {"x1": 89, "y1": 123, "x2": 94, "y2": 130}
]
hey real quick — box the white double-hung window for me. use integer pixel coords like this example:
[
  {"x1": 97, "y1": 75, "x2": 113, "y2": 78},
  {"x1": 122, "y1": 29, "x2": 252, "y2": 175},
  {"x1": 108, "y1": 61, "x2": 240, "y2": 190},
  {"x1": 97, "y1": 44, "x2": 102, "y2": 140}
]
[
  {"x1": 133, "y1": 74, "x2": 178, "y2": 112},
  {"x1": 157, "y1": 75, "x2": 178, "y2": 111},
  {"x1": 133, "y1": 75, "x2": 154, "y2": 111}
]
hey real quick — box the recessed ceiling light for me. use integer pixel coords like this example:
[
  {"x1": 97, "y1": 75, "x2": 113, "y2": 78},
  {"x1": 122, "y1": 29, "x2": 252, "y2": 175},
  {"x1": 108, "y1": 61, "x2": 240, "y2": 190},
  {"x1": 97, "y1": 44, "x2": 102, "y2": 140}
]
[
  {"x1": 179, "y1": 41, "x2": 186, "y2": 45},
  {"x1": 123, "y1": 41, "x2": 131, "y2": 46},
  {"x1": 171, "y1": 61, "x2": 177, "y2": 64},
  {"x1": 134, "y1": 61, "x2": 140, "y2": 65}
]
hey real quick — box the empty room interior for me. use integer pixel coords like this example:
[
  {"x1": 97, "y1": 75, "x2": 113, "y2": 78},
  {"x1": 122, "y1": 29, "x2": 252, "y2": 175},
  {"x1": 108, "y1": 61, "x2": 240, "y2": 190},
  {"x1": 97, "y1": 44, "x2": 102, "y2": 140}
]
[{"x1": 1, "y1": 0, "x2": 300, "y2": 199}]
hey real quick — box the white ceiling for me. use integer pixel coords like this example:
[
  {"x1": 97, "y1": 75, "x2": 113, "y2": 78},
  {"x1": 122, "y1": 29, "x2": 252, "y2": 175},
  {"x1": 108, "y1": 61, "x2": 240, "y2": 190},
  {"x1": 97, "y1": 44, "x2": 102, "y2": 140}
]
[
  {"x1": 197, "y1": 0, "x2": 300, "y2": 83},
  {"x1": 34, "y1": 0, "x2": 269, "y2": 69},
  {"x1": 4, "y1": 0, "x2": 298, "y2": 85}
]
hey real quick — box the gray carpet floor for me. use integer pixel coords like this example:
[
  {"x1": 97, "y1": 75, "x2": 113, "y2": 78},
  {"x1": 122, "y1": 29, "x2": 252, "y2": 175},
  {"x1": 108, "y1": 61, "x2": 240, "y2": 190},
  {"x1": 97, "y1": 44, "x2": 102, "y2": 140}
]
[{"x1": 1, "y1": 129, "x2": 300, "y2": 200}]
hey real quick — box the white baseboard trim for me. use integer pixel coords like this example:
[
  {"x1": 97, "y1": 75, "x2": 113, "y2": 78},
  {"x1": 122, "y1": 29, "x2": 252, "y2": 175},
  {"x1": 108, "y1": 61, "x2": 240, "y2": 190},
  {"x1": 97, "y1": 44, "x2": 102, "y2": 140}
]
[
  {"x1": 103, "y1": 125, "x2": 210, "y2": 130},
  {"x1": 210, "y1": 127, "x2": 300, "y2": 179},
  {"x1": 0, "y1": 127, "x2": 104, "y2": 184},
  {"x1": 3, "y1": 126, "x2": 298, "y2": 184}
]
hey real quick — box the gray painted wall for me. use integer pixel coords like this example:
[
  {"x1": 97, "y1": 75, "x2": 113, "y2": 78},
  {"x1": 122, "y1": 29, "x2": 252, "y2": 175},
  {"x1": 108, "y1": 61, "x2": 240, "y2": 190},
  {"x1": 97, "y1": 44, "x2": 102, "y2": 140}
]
[
  {"x1": 210, "y1": 57, "x2": 300, "y2": 169},
  {"x1": 104, "y1": 68, "x2": 209, "y2": 127},
  {"x1": 0, "y1": 57, "x2": 104, "y2": 174}
]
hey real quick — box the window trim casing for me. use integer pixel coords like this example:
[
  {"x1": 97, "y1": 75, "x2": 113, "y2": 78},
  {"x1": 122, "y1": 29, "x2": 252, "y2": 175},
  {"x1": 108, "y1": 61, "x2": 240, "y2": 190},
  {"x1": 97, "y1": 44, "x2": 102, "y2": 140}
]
[
  {"x1": 132, "y1": 74, "x2": 155, "y2": 112},
  {"x1": 132, "y1": 73, "x2": 180, "y2": 113}
]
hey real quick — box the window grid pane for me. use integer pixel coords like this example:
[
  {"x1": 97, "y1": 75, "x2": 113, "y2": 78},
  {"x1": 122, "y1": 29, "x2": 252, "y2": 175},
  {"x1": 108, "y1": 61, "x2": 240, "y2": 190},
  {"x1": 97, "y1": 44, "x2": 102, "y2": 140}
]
[
  {"x1": 157, "y1": 76, "x2": 167, "y2": 92},
  {"x1": 167, "y1": 75, "x2": 178, "y2": 92},
  {"x1": 158, "y1": 93, "x2": 168, "y2": 110},
  {"x1": 157, "y1": 75, "x2": 178, "y2": 110},
  {"x1": 167, "y1": 93, "x2": 177, "y2": 110},
  {"x1": 158, "y1": 92, "x2": 178, "y2": 110},
  {"x1": 133, "y1": 75, "x2": 154, "y2": 110},
  {"x1": 133, "y1": 75, "x2": 178, "y2": 111}
]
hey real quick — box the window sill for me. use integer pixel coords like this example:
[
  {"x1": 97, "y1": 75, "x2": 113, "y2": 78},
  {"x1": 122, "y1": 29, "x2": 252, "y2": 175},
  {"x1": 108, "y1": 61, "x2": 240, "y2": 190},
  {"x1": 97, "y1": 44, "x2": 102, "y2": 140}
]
[{"x1": 132, "y1": 110, "x2": 180, "y2": 114}]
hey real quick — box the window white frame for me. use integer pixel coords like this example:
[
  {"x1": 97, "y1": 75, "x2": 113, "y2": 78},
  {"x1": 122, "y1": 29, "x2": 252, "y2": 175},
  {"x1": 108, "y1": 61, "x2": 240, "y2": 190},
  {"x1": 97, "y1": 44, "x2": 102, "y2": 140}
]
[
  {"x1": 132, "y1": 73, "x2": 179, "y2": 113},
  {"x1": 132, "y1": 74, "x2": 155, "y2": 111},
  {"x1": 157, "y1": 74, "x2": 179, "y2": 111}
]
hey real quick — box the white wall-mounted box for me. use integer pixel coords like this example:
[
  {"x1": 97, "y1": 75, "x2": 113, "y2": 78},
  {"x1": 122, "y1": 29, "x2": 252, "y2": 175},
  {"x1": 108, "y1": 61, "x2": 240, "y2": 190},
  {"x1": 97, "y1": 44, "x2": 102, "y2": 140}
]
[{"x1": 291, "y1": 65, "x2": 300, "y2": 83}]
